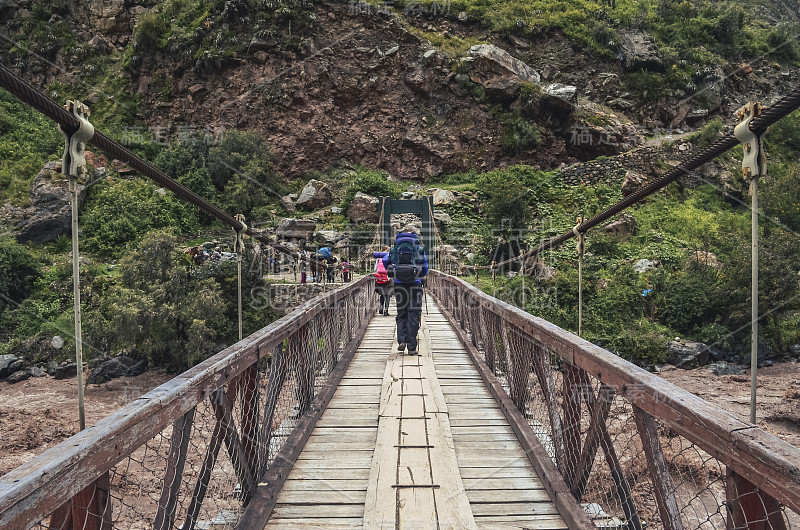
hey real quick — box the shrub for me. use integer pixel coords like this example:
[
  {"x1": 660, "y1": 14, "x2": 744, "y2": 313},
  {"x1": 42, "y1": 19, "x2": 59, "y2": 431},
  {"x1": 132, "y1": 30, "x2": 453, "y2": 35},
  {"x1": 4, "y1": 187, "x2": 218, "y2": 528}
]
[
  {"x1": 81, "y1": 179, "x2": 197, "y2": 256},
  {"x1": 691, "y1": 117, "x2": 723, "y2": 149},
  {"x1": 340, "y1": 167, "x2": 403, "y2": 209},
  {"x1": 501, "y1": 113, "x2": 541, "y2": 153},
  {"x1": 0, "y1": 238, "x2": 41, "y2": 317}
]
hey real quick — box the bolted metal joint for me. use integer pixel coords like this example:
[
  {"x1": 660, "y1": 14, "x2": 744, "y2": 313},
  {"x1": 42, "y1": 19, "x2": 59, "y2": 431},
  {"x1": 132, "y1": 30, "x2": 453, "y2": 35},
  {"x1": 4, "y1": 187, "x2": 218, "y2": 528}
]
[
  {"x1": 58, "y1": 100, "x2": 94, "y2": 179},
  {"x1": 734, "y1": 102, "x2": 767, "y2": 180}
]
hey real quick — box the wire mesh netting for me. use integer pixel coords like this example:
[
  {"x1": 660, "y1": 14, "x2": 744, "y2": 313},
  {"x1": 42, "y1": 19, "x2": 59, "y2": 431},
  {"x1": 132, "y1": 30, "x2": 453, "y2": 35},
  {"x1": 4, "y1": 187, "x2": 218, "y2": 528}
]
[
  {"x1": 9, "y1": 279, "x2": 375, "y2": 530},
  {"x1": 429, "y1": 271, "x2": 800, "y2": 530}
]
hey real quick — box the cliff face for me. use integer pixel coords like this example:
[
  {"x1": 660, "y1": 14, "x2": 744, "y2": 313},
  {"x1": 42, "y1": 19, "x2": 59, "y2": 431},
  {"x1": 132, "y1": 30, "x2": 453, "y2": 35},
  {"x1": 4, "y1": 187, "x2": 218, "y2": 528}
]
[{"x1": 2, "y1": 0, "x2": 799, "y2": 183}]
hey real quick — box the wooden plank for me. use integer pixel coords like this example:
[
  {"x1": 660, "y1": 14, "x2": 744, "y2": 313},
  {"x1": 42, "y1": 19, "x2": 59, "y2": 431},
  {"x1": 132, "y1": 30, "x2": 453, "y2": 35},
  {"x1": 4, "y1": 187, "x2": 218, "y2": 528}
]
[
  {"x1": 280, "y1": 480, "x2": 369, "y2": 492},
  {"x1": 264, "y1": 518, "x2": 363, "y2": 529},
  {"x1": 462, "y1": 478, "x2": 546, "y2": 490},
  {"x1": 466, "y1": 489, "x2": 553, "y2": 503},
  {"x1": 632, "y1": 406, "x2": 684, "y2": 530},
  {"x1": 271, "y1": 504, "x2": 365, "y2": 518},
  {"x1": 153, "y1": 409, "x2": 195, "y2": 530},
  {"x1": 272, "y1": 490, "x2": 367, "y2": 504},
  {"x1": 470, "y1": 502, "x2": 561, "y2": 516}
]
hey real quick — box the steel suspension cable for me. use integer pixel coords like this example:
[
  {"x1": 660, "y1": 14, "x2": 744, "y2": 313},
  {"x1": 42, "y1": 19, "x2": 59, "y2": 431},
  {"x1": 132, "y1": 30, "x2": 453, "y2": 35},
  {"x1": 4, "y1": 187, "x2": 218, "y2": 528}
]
[{"x1": 0, "y1": 62, "x2": 325, "y2": 265}]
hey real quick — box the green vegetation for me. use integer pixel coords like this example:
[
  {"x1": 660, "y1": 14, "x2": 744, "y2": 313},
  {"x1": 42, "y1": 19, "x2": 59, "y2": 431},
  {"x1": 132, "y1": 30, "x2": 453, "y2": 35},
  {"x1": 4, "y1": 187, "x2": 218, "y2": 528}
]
[
  {"x1": 0, "y1": 238, "x2": 42, "y2": 321},
  {"x1": 0, "y1": 89, "x2": 61, "y2": 205},
  {"x1": 340, "y1": 167, "x2": 405, "y2": 209},
  {"x1": 130, "y1": 0, "x2": 316, "y2": 70}
]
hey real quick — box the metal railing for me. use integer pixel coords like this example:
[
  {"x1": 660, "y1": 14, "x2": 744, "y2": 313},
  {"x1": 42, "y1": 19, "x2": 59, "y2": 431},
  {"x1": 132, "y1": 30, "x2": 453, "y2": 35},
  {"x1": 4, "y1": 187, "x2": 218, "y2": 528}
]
[
  {"x1": 429, "y1": 270, "x2": 800, "y2": 530},
  {"x1": 0, "y1": 276, "x2": 376, "y2": 530}
]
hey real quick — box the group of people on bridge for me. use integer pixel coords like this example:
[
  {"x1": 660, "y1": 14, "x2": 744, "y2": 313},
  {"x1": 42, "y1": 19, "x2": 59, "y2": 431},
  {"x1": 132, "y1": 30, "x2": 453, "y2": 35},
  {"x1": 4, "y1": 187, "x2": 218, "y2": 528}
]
[{"x1": 373, "y1": 229, "x2": 429, "y2": 356}]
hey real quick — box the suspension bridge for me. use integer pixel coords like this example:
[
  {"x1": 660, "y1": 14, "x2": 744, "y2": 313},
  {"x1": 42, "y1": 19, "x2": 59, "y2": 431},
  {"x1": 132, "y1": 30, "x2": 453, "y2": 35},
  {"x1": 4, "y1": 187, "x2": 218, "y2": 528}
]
[{"x1": 1, "y1": 63, "x2": 800, "y2": 529}]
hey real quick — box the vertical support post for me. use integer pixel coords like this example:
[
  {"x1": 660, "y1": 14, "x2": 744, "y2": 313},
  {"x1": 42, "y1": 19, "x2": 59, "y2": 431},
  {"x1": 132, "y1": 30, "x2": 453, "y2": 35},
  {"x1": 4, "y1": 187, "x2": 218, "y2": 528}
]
[
  {"x1": 69, "y1": 175, "x2": 86, "y2": 431},
  {"x1": 58, "y1": 100, "x2": 93, "y2": 433},
  {"x1": 574, "y1": 219, "x2": 585, "y2": 338},
  {"x1": 735, "y1": 102, "x2": 766, "y2": 425},
  {"x1": 233, "y1": 214, "x2": 247, "y2": 343},
  {"x1": 750, "y1": 176, "x2": 758, "y2": 424},
  {"x1": 520, "y1": 257, "x2": 526, "y2": 311}
]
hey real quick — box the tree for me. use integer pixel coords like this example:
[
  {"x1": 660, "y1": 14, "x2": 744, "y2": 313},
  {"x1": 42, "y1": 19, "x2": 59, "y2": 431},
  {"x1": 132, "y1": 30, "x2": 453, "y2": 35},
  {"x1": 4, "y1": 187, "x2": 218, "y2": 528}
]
[{"x1": 91, "y1": 230, "x2": 228, "y2": 369}]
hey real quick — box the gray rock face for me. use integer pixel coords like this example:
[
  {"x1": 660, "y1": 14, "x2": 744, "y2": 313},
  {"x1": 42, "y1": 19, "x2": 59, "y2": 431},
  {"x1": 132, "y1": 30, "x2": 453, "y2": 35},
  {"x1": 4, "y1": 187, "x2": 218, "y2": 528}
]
[
  {"x1": 0, "y1": 354, "x2": 18, "y2": 378},
  {"x1": 87, "y1": 356, "x2": 147, "y2": 385},
  {"x1": 433, "y1": 211, "x2": 452, "y2": 226},
  {"x1": 313, "y1": 230, "x2": 345, "y2": 245},
  {"x1": 542, "y1": 83, "x2": 578, "y2": 112},
  {"x1": 666, "y1": 340, "x2": 714, "y2": 369},
  {"x1": 296, "y1": 179, "x2": 333, "y2": 210},
  {"x1": 9, "y1": 161, "x2": 89, "y2": 243},
  {"x1": 633, "y1": 259, "x2": 657, "y2": 273},
  {"x1": 53, "y1": 363, "x2": 79, "y2": 380},
  {"x1": 432, "y1": 188, "x2": 456, "y2": 206},
  {"x1": 618, "y1": 31, "x2": 665, "y2": 73},
  {"x1": 277, "y1": 218, "x2": 316, "y2": 240},
  {"x1": 621, "y1": 171, "x2": 647, "y2": 195},
  {"x1": 464, "y1": 44, "x2": 540, "y2": 99},
  {"x1": 347, "y1": 192, "x2": 380, "y2": 223},
  {"x1": 604, "y1": 215, "x2": 635, "y2": 242},
  {"x1": 280, "y1": 195, "x2": 296, "y2": 213}
]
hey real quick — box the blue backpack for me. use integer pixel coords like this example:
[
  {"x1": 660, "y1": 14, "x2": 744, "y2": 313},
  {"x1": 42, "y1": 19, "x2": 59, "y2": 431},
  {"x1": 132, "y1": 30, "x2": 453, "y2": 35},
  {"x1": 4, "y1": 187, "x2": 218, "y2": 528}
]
[
  {"x1": 317, "y1": 247, "x2": 332, "y2": 259},
  {"x1": 389, "y1": 233, "x2": 424, "y2": 282}
]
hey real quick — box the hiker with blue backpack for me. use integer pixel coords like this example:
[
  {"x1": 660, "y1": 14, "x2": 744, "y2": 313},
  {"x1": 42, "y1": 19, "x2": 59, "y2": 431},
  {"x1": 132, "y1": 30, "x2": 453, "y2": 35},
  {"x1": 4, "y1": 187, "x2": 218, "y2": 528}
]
[{"x1": 384, "y1": 230, "x2": 429, "y2": 356}]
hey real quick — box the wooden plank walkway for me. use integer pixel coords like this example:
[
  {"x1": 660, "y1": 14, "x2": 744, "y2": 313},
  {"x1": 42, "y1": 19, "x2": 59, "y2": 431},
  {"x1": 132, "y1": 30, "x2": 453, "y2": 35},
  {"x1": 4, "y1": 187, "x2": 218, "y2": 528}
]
[{"x1": 264, "y1": 298, "x2": 567, "y2": 529}]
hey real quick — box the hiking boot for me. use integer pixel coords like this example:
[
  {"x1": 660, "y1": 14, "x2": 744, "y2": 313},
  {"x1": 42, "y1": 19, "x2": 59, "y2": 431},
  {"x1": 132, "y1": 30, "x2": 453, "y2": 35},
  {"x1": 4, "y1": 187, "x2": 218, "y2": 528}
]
[
  {"x1": 384, "y1": 311, "x2": 391, "y2": 316},
  {"x1": 397, "y1": 343, "x2": 406, "y2": 352},
  {"x1": 378, "y1": 308, "x2": 384, "y2": 315},
  {"x1": 407, "y1": 348, "x2": 418, "y2": 356}
]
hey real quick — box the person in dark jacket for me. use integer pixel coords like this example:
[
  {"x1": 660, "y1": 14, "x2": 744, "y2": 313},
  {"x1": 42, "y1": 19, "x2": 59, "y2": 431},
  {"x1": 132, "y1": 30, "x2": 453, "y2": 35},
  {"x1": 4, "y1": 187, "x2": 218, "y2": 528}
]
[{"x1": 384, "y1": 231, "x2": 428, "y2": 355}]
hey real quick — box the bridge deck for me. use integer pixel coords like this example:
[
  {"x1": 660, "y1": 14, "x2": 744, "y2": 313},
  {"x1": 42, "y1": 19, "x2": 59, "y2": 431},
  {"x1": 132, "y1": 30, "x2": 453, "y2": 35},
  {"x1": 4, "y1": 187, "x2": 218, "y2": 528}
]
[{"x1": 264, "y1": 298, "x2": 567, "y2": 529}]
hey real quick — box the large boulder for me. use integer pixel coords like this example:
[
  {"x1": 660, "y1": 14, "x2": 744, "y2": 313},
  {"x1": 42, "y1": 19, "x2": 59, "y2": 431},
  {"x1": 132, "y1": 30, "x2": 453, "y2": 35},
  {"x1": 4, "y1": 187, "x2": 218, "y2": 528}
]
[
  {"x1": 280, "y1": 195, "x2": 296, "y2": 213},
  {"x1": 666, "y1": 340, "x2": 716, "y2": 369},
  {"x1": 618, "y1": 31, "x2": 665, "y2": 73},
  {"x1": 463, "y1": 44, "x2": 540, "y2": 99},
  {"x1": 432, "y1": 188, "x2": 456, "y2": 206},
  {"x1": 313, "y1": 230, "x2": 345, "y2": 246},
  {"x1": 87, "y1": 356, "x2": 147, "y2": 385},
  {"x1": 692, "y1": 250, "x2": 722, "y2": 269},
  {"x1": 277, "y1": 218, "x2": 316, "y2": 240},
  {"x1": 542, "y1": 83, "x2": 578, "y2": 113},
  {"x1": 347, "y1": 192, "x2": 380, "y2": 223},
  {"x1": 604, "y1": 214, "x2": 635, "y2": 242},
  {"x1": 621, "y1": 171, "x2": 647, "y2": 195},
  {"x1": 296, "y1": 179, "x2": 333, "y2": 210},
  {"x1": 0, "y1": 354, "x2": 18, "y2": 378},
  {"x1": 433, "y1": 211, "x2": 452, "y2": 226},
  {"x1": 9, "y1": 161, "x2": 90, "y2": 243},
  {"x1": 7, "y1": 370, "x2": 30, "y2": 384}
]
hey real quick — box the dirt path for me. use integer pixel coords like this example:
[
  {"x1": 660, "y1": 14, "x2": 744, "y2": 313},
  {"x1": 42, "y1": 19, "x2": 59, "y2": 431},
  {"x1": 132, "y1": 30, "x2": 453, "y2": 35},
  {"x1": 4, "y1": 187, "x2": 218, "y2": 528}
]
[{"x1": 0, "y1": 370, "x2": 172, "y2": 476}]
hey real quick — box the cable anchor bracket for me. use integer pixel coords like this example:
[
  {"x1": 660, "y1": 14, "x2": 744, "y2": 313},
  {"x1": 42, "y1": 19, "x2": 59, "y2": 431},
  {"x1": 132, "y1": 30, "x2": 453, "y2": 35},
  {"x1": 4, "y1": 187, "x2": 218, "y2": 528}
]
[
  {"x1": 233, "y1": 214, "x2": 248, "y2": 254},
  {"x1": 58, "y1": 100, "x2": 94, "y2": 180},
  {"x1": 734, "y1": 102, "x2": 767, "y2": 180}
]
